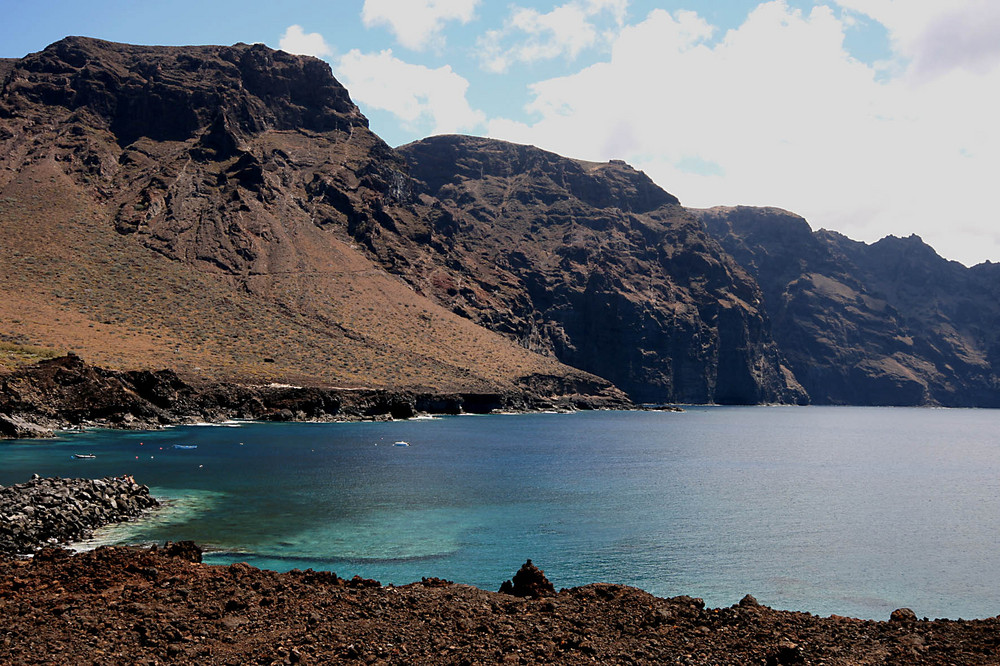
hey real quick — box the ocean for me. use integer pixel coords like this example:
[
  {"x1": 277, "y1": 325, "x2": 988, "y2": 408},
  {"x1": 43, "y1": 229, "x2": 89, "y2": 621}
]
[{"x1": 2, "y1": 406, "x2": 999, "y2": 620}]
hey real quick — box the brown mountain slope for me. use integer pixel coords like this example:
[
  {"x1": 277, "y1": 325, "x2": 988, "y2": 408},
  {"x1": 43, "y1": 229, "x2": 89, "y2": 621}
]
[
  {"x1": 392, "y1": 136, "x2": 806, "y2": 404},
  {"x1": 0, "y1": 37, "x2": 618, "y2": 400},
  {"x1": 698, "y1": 205, "x2": 1000, "y2": 406}
]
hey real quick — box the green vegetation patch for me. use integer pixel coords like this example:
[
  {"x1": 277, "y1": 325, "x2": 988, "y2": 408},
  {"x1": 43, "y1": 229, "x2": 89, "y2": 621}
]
[{"x1": 0, "y1": 340, "x2": 63, "y2": 371}]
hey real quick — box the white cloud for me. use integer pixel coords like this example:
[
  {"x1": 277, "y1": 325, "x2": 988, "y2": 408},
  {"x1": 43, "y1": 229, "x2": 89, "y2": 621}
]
[
  {"x1": 278, "y1": 25, "x2": 333, "y2": 58},
  {"x1": 485, "y1": 1, "x2": 1000, "y2": 266},
  {"x1": 477, "y1": 0, "x2": 628, "y2": 73},
  {"x1": 834, "y1": 0, "x2": 1000, "y2": 80},
  {"x1": 362, "y1": 0, "x2": 479, "y2": 51},
  {"x1": 337, "y1": 49, "x2": 485, "y2": 136}
]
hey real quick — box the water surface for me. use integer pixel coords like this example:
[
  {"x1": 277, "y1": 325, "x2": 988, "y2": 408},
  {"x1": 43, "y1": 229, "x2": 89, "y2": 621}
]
[{"x1": 2, "y1": 407, "x2": 999, "y2": 620}]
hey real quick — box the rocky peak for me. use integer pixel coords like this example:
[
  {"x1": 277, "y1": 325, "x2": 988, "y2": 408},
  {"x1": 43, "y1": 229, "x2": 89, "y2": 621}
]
[
  {"x1": 1, "y1": 36, "x2": 366, "y2": 148},
  {"x1": 401, "y1": 135, "x2": 678, "y2": 215}
]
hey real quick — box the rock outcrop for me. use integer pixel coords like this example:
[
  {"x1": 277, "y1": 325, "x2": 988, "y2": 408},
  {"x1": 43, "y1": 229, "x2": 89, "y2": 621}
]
[
  {"x1": 0, "y1": 354, "x2": 630, "y2": 438},
  {"x1": 698, "y1": 206, "x2": 1000, "y2": 406},
  {"x1": 395, "y1": 136, "x2": 806, "y2": 405},
  {"x1": 499, "y1": 559, "x2": 556, "y2": 598},
  {"x1": 0, "y1": 475, "x2": 158, "y2": 555}
]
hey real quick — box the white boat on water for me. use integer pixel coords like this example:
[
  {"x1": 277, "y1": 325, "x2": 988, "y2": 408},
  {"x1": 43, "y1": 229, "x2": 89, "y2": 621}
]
[
  {"x1": 73, "y1": 454, "x2": 96, "y2": 459},
  {"x1": 394, "y1": 441, "x2": 410, "y2": 447}
]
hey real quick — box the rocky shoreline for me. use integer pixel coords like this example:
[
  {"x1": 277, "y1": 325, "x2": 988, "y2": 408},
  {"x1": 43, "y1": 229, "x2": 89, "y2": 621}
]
[
  {"x1": 0, "y1": 478, "x2": 997, "y2": 663},
  {"x1": 2, "y1": 546, "x2": 998, "y2": 664},
  {"x1": 0, "y1": 354, "x2": 633, "y2": 439},
  {"x1": 0, "y1": 475, "x2": 158, "y2": 556}
]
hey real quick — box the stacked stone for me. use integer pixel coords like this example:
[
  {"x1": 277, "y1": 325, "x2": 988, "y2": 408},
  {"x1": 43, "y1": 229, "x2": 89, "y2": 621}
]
[{"x1": 0, "y1": 476, "x2": 158, "y2": 556}]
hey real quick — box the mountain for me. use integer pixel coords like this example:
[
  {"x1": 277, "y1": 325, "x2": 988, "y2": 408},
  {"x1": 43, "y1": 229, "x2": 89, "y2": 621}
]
[
  {"x1": 0, "y1": 36, "x2": 620, "y2": 404},
  {"x1": 697, "y1": 206, "x2": 1000, "y2": 406},
  {"x1": 393, "y1": 136, "x2": 806, "y2": 404},
  {"x1": 0, "y1": 37, "x2": 811, "y2": 408}
]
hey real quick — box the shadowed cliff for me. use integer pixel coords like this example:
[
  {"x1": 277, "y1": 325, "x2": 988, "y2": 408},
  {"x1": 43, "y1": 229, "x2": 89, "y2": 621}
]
[{"x1": 698, "y1": 206, "x2": 1000, "y2": 406}]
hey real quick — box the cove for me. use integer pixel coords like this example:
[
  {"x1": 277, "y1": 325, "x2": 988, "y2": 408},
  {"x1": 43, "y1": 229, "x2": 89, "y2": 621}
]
[{"x1": 2, "y1": 406, "x2": 999, "y2": 621}]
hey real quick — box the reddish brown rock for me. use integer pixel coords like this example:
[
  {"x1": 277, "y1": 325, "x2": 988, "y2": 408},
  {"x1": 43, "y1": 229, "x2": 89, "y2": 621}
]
[{"x1": 2, "y1": 545, "x2": 999, "y2": 664}]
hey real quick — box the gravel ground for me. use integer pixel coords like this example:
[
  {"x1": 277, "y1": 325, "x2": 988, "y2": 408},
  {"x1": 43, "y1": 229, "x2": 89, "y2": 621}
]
[{"x1": 2, "y1": 546, "x2": 1000, "y2": 664}]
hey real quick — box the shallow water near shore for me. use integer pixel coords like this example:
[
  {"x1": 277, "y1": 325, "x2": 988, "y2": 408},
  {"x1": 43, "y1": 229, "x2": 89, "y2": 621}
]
[{"x1": 3, "y1": 406, "x2": 1000, "y2": 620}]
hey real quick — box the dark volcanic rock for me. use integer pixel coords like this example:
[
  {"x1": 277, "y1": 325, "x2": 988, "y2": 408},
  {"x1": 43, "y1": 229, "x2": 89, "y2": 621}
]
[
  {"x1": 161, "y1": 539, "x2": 203, "y2": 563},
  {"x1": 0, "y1": 413, "x2": 53, "y2": 438},
  {"x1": 3, "y1": 36, "x2": 366, "y2": 146},
  {"x1": 0, "y1": 355, "x2": 628, "y2": 438},
  {"x1": 0, "y1": 475, "x2": 158, "y2": 555},
  {"x1": 698, "y1": 206, "x2": 1000, "y2": 406},
  {"x1": 499, "y1": 558, "x2": 556, "y2": 598},
  {"x1": 3, "y1": 37, "x2": 620, "y2": 401},
  {"x1": 397, "y1": 136, "x2": 806, "y2": 405},
  {"x1": 0, "y1": 37, "x2": 807, "y2": 405}
]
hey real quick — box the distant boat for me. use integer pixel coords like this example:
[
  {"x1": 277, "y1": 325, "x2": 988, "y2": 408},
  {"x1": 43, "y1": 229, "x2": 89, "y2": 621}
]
[
  {"x1": 173, "y1": 445, "x2": 198, "y2": 449},
  {"x1": 394, "y1": 441, "x2": 410, "y2": 447},
  {"x1": 73, "y1": 454, "x2": 96, "y2": 459}
]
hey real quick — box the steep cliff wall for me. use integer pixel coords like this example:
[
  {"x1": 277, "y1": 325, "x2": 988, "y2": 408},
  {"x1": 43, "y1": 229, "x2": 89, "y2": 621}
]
[
  {"x1": 0, "y1": 37, "x2": 619, "y2": 401},
  {"x1": 698, "y1": 205, "x2": 1000, "y2": 406},
  {"x1": 395, "y1": 136, "x2": 806, "y2": 404}
]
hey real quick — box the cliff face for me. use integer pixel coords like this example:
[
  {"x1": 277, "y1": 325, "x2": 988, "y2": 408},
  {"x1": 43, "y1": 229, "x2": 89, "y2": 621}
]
[
  {"x1": 0, "y1": 37, "x2": 812, "y2": 406},
  {"x1": 395, "y1": 136, "x2": 806, "y2": 404},
  {"x1": 0, "y1": 37, "x2": 622, "y2": 402},
  {"x1": 698, "y1": 206, "x2": 1000, "y2": 406}
]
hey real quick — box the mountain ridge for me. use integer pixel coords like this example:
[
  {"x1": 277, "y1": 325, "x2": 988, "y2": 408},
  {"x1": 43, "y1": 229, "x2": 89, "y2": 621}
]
[
  {"x1": 0, "y1": 36, "x2": 622, "y2": 406},
  {"x1": 696, "y1": 205, "x2": 1000, "y2": 406},
  {"x1": 2, "y1": 36, "x2": 995, "y2": 412}
]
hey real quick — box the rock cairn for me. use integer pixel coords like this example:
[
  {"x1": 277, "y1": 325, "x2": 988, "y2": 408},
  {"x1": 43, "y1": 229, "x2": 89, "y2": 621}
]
[
  {"x1": 0, "y1": 475, "x2": 158, "y2": 556},
  {"x1": 498, "y1": 559, "x2": 556, "y2": 598}
]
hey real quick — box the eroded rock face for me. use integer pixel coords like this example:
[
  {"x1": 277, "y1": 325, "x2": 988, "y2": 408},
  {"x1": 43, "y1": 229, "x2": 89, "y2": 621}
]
[
  {"x1": 0, "y1": 355, "x2": 629, "y2": 438},
  {"x1": 0, "y1": 37, "x2": 622, "y2": 400},
  {"x1": 397, "y1": 136, "x2": 806, "y2": 405},
  {"x1": 698, "y1": 205, "x2": 1000, "y2": 406}
]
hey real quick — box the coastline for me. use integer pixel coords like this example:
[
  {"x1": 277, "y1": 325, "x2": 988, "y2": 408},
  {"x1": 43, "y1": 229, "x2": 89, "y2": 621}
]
[{"x1": 0, "y1": 354, "x2": 635, "y2": 440}]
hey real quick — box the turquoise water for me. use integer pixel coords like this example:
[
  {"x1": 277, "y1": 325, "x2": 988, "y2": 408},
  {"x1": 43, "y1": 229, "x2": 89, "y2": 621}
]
[{"x1": 3, "y1": 407, "x2": 1000, "y2": 620}]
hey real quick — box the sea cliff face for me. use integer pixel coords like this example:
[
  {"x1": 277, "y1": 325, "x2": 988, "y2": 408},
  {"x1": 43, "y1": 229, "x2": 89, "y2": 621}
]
[
  {"x1": 697, "y1": 206, "x2": 1000, "y2": 406},
  {"x1": 0, "y1": 37, "x2": 808, "y2": 406},
  {"x1": 0, "y1": 37, "x2": 623, "y2": 403},
  {"x1": 395, "y1": 136, "x2": 806, "y2": 405}
]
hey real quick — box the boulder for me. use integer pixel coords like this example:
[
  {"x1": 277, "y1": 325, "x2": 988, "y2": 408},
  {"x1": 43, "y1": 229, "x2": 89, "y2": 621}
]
[{"x1": 0, "y1": 414, "x2": 54, "y2": 439}]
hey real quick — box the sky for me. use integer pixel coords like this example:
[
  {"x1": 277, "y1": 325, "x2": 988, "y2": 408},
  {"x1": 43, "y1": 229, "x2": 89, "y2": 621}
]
[{"x1": 2, "y1": 1, "x2": 999, "y2": 266}]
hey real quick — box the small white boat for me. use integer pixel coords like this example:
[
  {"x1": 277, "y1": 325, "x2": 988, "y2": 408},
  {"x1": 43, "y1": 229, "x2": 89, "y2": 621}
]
[
  {"x1": 73, "y1": 454, "x2": 96, "y2": 459},
  {"x1": 173, "y1": 444, "x2": 198, "y2": 450},
  {"x1": 393, "y1": 441, "x2": 410, "y2": 447}
]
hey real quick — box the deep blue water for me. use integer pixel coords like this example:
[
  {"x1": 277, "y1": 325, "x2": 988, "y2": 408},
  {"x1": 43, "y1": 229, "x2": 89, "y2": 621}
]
[{"x1": 2, "y1": 407, "x2": 1000, "y2": 620}]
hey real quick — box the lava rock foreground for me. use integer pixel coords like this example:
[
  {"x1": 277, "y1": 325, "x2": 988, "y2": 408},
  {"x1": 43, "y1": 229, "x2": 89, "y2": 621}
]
[{"x1": 2, "y1": 546, "x2": 999, "y2": 664}]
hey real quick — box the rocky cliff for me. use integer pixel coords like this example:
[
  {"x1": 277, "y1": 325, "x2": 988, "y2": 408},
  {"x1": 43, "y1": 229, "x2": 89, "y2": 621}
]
[
  {"x1": 0, "y1": 37, "x2": 621, "y2": 403},
  {"x1": 0, "y1": 37, "x2": 811, "y2": 406},
  {"x1": 698, "y1": 206, "x2": 1000, "y2": 406},
  {"x1": 394, "y1": 136, "x2": 806, "y2": 404},
  {"x1": 0, "y1": 354, "x2": 626, "y2": 439}
]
